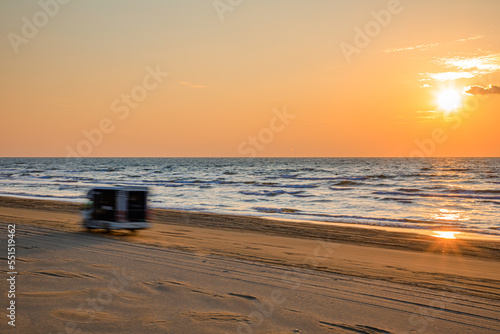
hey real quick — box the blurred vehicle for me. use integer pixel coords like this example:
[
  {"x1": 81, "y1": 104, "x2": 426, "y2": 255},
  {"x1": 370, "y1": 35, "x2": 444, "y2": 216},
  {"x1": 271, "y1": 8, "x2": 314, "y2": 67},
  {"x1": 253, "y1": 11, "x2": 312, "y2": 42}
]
[{"x1": 82, "y1": 186, "x2": 150, "y2": 232}]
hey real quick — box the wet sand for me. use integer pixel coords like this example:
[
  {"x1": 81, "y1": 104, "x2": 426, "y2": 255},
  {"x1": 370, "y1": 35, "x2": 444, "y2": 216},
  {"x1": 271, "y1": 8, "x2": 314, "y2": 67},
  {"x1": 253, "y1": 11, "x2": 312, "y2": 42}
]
[{"x1": 0, "y1": 196, "x2": 499, "y2": 333}]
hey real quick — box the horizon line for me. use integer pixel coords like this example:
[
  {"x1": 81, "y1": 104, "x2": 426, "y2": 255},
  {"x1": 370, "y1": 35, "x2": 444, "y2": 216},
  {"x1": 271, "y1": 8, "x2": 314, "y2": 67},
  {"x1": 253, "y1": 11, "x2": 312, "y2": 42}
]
[{"x1": 1, "y1": 156, "x2": 499, "y2": 159}]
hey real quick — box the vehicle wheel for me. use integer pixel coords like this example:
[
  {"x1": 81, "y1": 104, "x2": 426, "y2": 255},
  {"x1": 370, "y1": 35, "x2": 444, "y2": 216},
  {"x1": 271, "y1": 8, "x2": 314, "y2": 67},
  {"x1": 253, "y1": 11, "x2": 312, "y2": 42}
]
[{"x1": 85, "y1": 227, "x2": 94, "y2": 232}]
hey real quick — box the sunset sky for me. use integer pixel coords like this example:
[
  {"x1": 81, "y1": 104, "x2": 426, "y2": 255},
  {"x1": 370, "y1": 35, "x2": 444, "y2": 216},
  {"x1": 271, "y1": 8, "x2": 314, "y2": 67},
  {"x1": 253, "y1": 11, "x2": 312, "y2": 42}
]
[{"x1": 1, "y1": 0, "x2": 499, "y2": 157}]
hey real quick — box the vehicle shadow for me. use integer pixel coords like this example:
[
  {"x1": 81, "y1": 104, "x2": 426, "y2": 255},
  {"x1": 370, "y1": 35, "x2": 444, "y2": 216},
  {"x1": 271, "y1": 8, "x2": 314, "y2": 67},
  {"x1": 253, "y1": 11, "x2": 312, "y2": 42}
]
[
  {"x1": 3, "y1": 222, "x2": 140, "y2": 258},
  {"x1": 83, "y1": 228, "x2": 138, "y2": 237}
]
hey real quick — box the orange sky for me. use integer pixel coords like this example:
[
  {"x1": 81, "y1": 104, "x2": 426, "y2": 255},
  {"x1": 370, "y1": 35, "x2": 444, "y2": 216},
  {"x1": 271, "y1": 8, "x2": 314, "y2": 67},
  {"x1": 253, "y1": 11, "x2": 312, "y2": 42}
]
[{"x1": 1, "y1": 0, "x2": 499, "y2": 157}]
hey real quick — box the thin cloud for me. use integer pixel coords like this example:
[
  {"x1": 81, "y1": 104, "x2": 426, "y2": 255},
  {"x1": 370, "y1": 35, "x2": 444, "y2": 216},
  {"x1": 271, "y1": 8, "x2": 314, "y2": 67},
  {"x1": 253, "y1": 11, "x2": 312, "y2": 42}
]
[
  {"x1": 384, "y1": 35, "x2": 483, "y2": 54},
  {"x1": 436, "y1": 54, "x2": 500, "y2": 71},
  {"x1": 465, "y1": 85, "x2": 500, "y2": 95},
  {"x1": 416, "y1": 110, "x2": 438, "y2": 115},
  {"x1": 456, "y1": 35, "x2": 483, "y2": 43},
  {"x1": 427, "y1": 71, "x2": 476, "y2": 81},
  {"x1": 384, "y1": 42, "x2": 441, "y2": 53},
  {"x1": 422, "y1": 53, "x2": 500, "y2": 82},
  {"x1": 415, "y1": 110, "x2": 440, "y2": 121}
]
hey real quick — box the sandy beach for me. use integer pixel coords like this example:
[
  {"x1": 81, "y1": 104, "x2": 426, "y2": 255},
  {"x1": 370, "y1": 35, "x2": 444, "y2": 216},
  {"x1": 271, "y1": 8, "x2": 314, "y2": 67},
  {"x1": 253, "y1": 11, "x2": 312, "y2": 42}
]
[{"x1": 1, "y1": 196, "x2": 500, "y2": 333}]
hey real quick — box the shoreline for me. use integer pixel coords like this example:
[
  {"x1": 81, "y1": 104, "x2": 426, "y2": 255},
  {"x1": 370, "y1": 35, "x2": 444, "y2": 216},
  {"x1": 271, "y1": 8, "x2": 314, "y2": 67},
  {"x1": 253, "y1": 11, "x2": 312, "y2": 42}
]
[{"x1": 2, "y1": 193, "x2": 500, "y2": 241}]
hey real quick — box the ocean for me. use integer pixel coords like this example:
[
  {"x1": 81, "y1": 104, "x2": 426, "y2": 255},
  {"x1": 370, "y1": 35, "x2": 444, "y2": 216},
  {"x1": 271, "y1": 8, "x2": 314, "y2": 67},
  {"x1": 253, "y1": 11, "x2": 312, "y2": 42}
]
[{"x1": 0, "y1": 157, "x2": 499, "y2": 236}]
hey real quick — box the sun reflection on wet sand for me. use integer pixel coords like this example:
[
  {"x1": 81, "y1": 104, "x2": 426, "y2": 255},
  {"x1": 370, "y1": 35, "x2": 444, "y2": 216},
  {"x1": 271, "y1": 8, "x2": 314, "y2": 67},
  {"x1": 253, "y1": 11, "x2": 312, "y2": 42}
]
[{"x1": 432, "y1": 231, "x2": 460, "y2": 239}]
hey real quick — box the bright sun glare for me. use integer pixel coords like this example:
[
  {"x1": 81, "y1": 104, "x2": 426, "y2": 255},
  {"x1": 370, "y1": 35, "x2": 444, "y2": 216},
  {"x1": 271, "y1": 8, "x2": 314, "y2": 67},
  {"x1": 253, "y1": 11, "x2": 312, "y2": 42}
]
[
  {"x1": 435, "y1": 88, "x2": 463, "y2": 113},
  {"x1": 432, "y1": 231, "x2": 460, "y2": 239}
]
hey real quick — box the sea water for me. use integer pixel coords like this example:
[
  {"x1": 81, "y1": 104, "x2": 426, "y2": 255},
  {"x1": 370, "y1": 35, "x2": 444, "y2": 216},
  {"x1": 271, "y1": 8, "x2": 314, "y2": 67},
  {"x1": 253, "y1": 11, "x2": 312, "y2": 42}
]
[{"x1": 0, "y1": 157, "x2": 498, "y2": 236}]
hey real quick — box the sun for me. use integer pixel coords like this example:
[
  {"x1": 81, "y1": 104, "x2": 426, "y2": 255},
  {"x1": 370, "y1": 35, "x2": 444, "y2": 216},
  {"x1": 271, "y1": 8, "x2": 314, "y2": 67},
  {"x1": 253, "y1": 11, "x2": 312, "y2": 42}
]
[{"x1": 435, "y1": 88, "x2": 463, "y2": 113}]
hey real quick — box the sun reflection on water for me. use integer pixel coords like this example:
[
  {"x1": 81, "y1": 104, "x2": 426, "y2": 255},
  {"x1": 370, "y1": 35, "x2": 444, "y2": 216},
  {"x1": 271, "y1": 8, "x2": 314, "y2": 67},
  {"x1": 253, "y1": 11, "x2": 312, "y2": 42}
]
[{"x1": 431, "y1": 208, "x2": 470, "y2": 222}]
